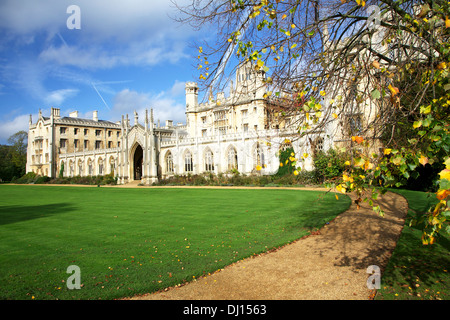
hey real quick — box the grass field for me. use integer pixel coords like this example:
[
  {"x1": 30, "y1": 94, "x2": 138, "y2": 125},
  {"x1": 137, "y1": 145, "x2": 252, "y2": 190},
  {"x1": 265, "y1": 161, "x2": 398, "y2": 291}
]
[
  {"x1": 375, "y1": 189, "x2": 449, "y2": 300},
  {"x1": 0, "y1": 185, "x2": 350, "y2": 300}
]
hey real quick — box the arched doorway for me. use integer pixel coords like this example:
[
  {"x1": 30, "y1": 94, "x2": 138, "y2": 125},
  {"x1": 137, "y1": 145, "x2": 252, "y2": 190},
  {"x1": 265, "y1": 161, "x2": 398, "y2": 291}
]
[{"x1": 133, "y1": 144, "x2": 143, "y2": 180}]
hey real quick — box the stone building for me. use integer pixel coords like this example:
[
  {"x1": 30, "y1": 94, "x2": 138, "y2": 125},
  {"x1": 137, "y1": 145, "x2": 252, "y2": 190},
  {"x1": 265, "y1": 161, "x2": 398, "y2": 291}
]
[{"x1": 26, "y1": 62, "x2": 333, "y2": 185}]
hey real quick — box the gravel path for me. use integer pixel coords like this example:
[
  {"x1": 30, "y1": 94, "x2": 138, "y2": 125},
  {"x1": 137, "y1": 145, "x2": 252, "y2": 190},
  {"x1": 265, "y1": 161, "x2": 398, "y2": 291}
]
[{"x1": 127, "y1": 190, "x2": 408, "y2": 300}]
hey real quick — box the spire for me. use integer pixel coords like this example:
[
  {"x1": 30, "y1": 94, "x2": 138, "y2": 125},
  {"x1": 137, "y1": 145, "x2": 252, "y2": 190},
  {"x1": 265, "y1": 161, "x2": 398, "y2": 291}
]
[
  {"x1": 150, "y1": 109, "x2": 154, "y2": 131},
  {"x1": 134, "y1": 110, "x2": 138, "y2": 126},
  {"x1": 145, "y1": 109, "x2": 149, "y2": 132}
]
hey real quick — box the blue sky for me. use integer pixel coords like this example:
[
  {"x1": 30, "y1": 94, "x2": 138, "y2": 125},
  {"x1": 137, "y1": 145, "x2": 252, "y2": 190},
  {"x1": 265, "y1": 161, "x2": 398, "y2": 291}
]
[{"x1": 0, "y1": 0, "x2": 207, "y2": 144}]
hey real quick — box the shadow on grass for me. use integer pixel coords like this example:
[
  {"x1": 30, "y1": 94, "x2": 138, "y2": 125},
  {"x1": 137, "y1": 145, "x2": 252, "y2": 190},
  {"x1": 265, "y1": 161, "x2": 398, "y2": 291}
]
[{"x1": 0, "y1": 203, "x2": 77, "y2": 226}]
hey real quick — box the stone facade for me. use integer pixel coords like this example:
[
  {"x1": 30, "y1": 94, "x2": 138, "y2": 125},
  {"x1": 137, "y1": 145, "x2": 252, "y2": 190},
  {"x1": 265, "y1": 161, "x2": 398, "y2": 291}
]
[{"x1": 26, "y1": 63, "x2": 340, "y2": 185}]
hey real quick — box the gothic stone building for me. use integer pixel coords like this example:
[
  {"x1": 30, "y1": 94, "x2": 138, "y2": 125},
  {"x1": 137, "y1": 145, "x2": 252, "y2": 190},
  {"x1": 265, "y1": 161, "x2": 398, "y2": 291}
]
[{"x1": 26, "y1": 63, "x2": 330, "y2": 185}]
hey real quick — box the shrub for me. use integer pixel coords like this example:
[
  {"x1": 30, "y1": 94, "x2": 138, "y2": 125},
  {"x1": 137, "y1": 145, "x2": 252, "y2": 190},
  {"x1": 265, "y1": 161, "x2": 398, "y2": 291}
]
[
  {"x1": 12, "y1": 172, "x2": 37, "y2": 184},
  {"x1": 35, "y1": 176, "x2": 51, "y2": 184},
  {"x1": 276, "y1": 147, "x2": 296, "y2": 176},
  {"x1": 313, "y1": 149, "x2": 349, "y2": 183}
]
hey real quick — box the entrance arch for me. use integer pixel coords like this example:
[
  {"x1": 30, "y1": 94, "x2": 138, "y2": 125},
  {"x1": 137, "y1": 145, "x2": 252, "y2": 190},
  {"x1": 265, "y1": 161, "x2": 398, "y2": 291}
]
[{"x1": 133, "y1": 144, "x2": 143, "y2": 180}]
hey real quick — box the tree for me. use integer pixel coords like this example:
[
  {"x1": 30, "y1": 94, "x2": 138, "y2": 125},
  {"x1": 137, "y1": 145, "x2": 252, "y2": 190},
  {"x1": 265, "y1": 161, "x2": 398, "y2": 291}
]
[
  {"x1": 174, "y1": 0, "x2": 450, "y2": 243},
  {"x1": 7, "y1": 130, "x2": 28, "y2": 178}
]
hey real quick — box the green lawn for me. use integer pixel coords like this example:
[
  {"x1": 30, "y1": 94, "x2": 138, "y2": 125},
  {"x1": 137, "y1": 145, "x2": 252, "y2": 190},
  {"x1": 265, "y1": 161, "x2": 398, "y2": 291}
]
[
  {"x1": 376, "y1": 189, "x2": 449, "y2": 300},
  {"x1": 0, "y1": 185, "x2": 350, "y2": 300}
]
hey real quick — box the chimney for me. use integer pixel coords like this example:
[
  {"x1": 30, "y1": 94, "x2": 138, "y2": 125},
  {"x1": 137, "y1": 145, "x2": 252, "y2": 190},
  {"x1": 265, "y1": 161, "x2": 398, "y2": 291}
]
[
  {"x1": 69, "y1": 111, "x2": 78, "y2": 118},
  {"x1": 93, "y1": 110, "x2": 98, "y2": 122},
  {"x1": 51, "y1": 107, "x2": 61, "y2": 119}
]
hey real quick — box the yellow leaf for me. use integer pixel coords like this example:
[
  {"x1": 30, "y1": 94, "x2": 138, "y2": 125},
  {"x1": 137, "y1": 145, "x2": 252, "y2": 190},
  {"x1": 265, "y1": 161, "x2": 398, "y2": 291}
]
[
  {"x1": 419, "y1": 155, "x2": 429, "y2": 166},
  {"x1": 388, "y1": 84, "x2": 399, "y2": 96},
  {"x1": 439, "y1": 169, "x2": 450, "y2": 180},
  {"x1": 332, "y1": 113, "x2": 338, "y2": 119},
  {"x1": 256, "y1": 165, "x2": 262, "y2": 171},
  {"x1": 344, "y1": 161, "x2": 351, "y2": 166},
  {"x1": 351, "y1": 136, "x2": 364, "y2": 144},
  {"x1": 291, "y1": 24, "x2": 296, "y2": 29},
  {"x1": 336, "y1": 184, "x2": 346, "y2": 194},
  {"x1": 436, "y1": 189, "x2": 450, "y2": 200},
  {"x1": 320, "y1": 90, "x2": 326, "y2": 96},
  {"x1": 294, "y1": 170, "x2": 299, "y2": 176},
  {"x1": 446, "y1": 16, "x2": 450, "y2": 28},
  {"x1": 384, "y1": 148, "x2": 392, "y2": 155},
  {"x1": 343, "y1": 174, "x2": 353, "y2": 182},
  {"x1": 335, "y1": 194, "x2": 339, "y2": 200},
  {"x1": 413, "y1": 120, "x2": 422, "y2": 129},
  {"x1": 303, "y1": 153, "x2": 309, "y2": 159},
  {"x1": 282, "y1": 14, "x2": 287, "y2": 20},
  {"x1": 444, "y1": 158, "x2": 450, "y2": 169}
]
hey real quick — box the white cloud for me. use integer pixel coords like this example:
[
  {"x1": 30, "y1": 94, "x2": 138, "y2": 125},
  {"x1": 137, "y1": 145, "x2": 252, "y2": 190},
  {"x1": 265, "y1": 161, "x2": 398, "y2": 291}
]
[
  {"x1": 111, "y1": 86, "x2": 186, "y2": 125},
  {"x1": 45, "y1": 88, "x2": 79, "y2": 105},
  {"x1": 170, "y1": 80, "x2": 186, "y2": 97},
  {"x1": 0, "y1": 114, "x2": 31, "y2": 144},
  {"x1": 39, "y1": 41, "x2": 188, "y2": 69}
]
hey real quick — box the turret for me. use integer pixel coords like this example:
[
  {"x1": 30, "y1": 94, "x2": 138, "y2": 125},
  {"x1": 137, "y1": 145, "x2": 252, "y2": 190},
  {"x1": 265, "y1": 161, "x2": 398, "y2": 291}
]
[{"x1": 185, "y1": 82, "x2": 199, "y2": 112}]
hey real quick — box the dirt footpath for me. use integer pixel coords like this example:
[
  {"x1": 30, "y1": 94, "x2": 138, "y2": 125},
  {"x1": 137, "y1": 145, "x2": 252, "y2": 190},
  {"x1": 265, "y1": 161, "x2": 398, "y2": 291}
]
[{"x1": 128, "y1": 191, "x2": 408, "y2": 300}]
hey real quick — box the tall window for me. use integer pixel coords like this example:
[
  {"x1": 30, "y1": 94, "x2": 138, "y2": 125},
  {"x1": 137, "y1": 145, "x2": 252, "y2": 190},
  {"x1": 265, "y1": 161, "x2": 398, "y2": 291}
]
[
  {"x1": 205, "y1": 150, "x2": 214, "y2": 172},
  {"x1": 166, "y1": 152, "x2": 174, "y2": 173},
  {"x1": 185, "y1": 151, "x2": 193, "y2": 172},
  {"x1": 227, "y1": 147, "x2": 238, "y2": 170}
]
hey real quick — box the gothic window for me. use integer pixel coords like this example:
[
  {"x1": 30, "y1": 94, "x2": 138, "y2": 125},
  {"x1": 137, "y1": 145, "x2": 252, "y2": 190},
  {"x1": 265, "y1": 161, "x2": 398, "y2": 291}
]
[
  {"x1": 227, "y1": 147, "x2": 238, "y2": 171},
  {"x1": 205, "y1": 150, "x2": 214, "y2": 172},
  {"x1": 166, "y1": 152, "x2": 174, "y2": 173},
  {"x1": 312, "y1": 137, "x2": 324, "y2": 156},
  {"x1": 347, "y1": 114, "x2": 363, "y2": 135},
  {"x1": 185, "y1": 151, "x2": 193, "y2": 172}
]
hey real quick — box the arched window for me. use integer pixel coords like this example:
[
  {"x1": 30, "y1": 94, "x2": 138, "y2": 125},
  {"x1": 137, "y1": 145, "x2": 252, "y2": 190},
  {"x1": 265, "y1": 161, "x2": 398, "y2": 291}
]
[
  {"x1": 166, "y1": 151, "x2": 174, "y2": 173},
  {"x1": 227, "y1": 147, "x2": 238, "y2": 171},
  {"x1": 312, "y1": 137, "x2": 324, "y2": 156},
  {"x1": 185, "y1": 151, "x2": 193, "y2": 172},
  {"x1": 205, "y1": 150, "x2": 214, "y2": 172}
]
